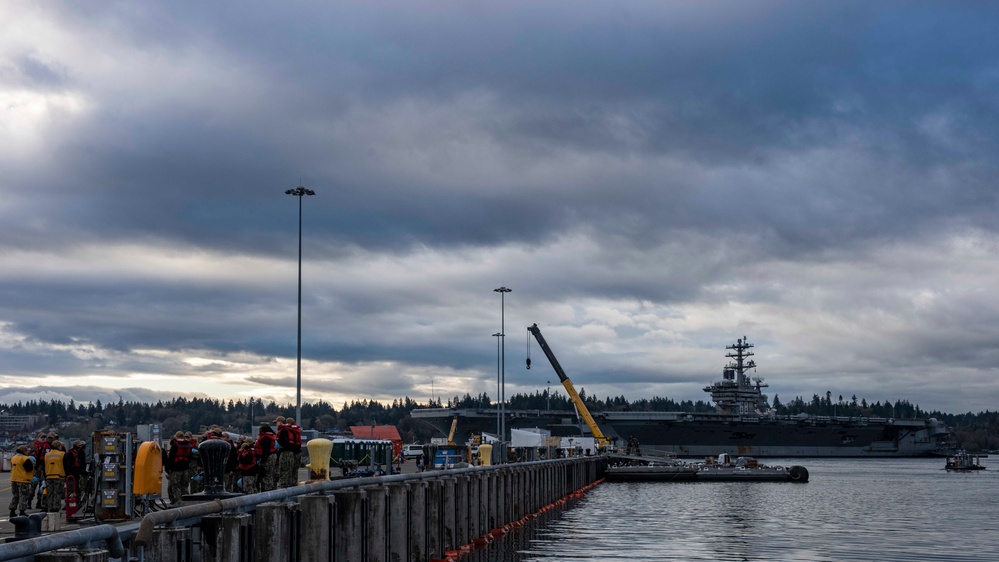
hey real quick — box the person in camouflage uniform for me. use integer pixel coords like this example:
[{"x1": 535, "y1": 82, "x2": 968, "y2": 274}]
[
  {"x1": 165, "y1": 431, "x2": 193, "y2": 504},
  {"x1": 187, "y1": 432, "x2": 204, "y2": 493},
  {"x1": 44, "y1": 440, "x2": 67, "y2": 516},
  {"x1": 276, "y1": 417, "x2": 303, "y2": 488},
  {"x1": 9, "y1": 445, "x2": 34, "y2": 517},
  {"x1": 237, "y1": 441, "x2": 257, "y2": 493},
  {"x1": 31, "y1": 432, "x2": 53, "y2": 509},
  {"x1": 254, "y1": 422, "x2": 278, "y2": 491}
]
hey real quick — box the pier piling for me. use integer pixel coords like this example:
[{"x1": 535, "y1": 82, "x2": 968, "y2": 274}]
[
  {"x1": 299, "y1": 494, "x2": 335, "y2": 561},
  {"x1": 254, "y1": 502, "x2": 298, "y2": 562},
  {"x1": 333, "y1": 490, "x2": 364, "y2": 561},
  {"x1": 0, "y1": 457, "x2": 606, "y2": 562}
]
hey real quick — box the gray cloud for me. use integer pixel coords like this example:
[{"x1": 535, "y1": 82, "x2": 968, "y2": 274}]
[{"x1": 2, "y1": 2, "x2": 999, "y2": 414}]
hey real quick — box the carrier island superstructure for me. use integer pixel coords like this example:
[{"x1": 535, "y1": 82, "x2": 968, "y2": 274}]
[{"x1": 411, "y1": 335, "x2": 950, "y2": 458}]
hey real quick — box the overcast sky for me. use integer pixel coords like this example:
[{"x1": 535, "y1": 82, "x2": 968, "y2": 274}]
[{"x1": 2, "y1": 1, "x2": 999, "y2": 415}]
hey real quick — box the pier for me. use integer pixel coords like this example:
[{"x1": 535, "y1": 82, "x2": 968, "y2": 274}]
[{"x1": 0, "y1": 455, "x2": 605, "y2": 562}]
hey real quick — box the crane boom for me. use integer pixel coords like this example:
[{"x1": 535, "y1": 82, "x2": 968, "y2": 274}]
[
  {"x1": 527, "y1": 323, "x2": 610, "y2": 447},
  {"x1": 447, "y1": 415, "x2": 459, "y2": 445}
]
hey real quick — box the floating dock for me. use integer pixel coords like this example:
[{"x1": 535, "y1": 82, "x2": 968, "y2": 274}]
[{"x1": 606, "y1": 452, "x2": 809, "y2": 483}]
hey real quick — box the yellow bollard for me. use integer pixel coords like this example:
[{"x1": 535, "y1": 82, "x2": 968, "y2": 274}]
[
  {"x1": 478, "y1": 444, "x2": 493, "y2": 466},
  {"x1": 306, "y1": 438, "x2": 333, "y2": 481}
]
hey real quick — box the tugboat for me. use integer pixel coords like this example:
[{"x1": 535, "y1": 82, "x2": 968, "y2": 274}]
[{"x1": 944, "y1": 450, "x2": 986, "y2": 471}]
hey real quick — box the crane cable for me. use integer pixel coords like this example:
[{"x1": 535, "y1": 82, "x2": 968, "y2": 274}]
[{"x1": 526, "y1": 328, "x2": 532, "y2": 369}]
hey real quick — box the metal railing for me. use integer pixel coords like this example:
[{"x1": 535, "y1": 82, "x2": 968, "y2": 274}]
[{"x1": 0, "y1": 458, "x2": 588, "y2": 561}]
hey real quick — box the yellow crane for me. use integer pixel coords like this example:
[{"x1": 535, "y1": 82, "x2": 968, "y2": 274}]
[
  {"x1": 527, "y1": 323, "x2": 612, "y2": 448},
  {"x1": 447, "y1": 415, "x2": 459, "y2": 446}
]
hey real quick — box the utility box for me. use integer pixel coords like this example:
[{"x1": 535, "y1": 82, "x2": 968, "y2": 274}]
[
  {"x1": 94, "y1": 431, "x2": 135, "y2": 522},
  {"x1": 136, "y1": 424, "x2": 161, "y2": 444}
]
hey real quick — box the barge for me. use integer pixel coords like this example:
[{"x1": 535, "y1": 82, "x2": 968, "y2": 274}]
[{"x1": 606, "y1": 452, "x2": 809, "y2": 483}]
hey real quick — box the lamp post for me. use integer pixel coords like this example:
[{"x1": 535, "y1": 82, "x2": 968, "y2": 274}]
[
  {"x1": 492, "y1": 332, "x2": 502, "y2": 436},
  {"x1": 493, "y1": 286, "x2": 511, "y2": 441},
  {"x1": 285, "y1": 185, "x2": 315, "y2": 427},
  {"x1": 547, "y1": 380, "x2": 551, "y2": 411}
]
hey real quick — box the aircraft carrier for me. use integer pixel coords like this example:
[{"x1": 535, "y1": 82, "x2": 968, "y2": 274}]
[{"x1": 411, "y1": 337, "x2": 951, "y2": 458}]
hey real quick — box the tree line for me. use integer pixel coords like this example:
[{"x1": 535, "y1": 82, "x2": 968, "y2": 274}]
[{"x1": 1, "y1": 389, "x2": 996, "y2": 450}]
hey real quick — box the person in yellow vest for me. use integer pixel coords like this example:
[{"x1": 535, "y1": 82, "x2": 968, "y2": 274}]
[
  {"x1": 9, "y1": 445, "x2": 35, "y2": 518},
  {"x1": 43, "y1": 440, "x2": 67, "y2": 532}
]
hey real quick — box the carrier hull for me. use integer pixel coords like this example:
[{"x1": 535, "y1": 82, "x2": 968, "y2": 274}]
[
  {"x1": 410, "y1": 408, "x2": 950, "y2": 458},
  {"x1": 595, "y1": 411, "x2": 948, "y2": 457}
]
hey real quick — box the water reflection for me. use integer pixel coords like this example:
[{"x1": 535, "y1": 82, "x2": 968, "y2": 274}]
[{"x1": 477, "y1": 458, "x2": 998, "y2": 561}]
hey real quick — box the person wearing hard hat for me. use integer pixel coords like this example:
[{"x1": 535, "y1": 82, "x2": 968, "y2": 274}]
[
  {"x1": 30, "y1": 432, "x2": 51, "y2": 509},
  {"x1": 43, "y1": 440, "x2": 67, "y2": 531},
  {"x1": 237, "y1": 441, "x2": 258, "y2": 493},
  {"x1": 9, "y1": 445, "x2": 35, "y2": 518},
  {"x1": 166, "y1": 431, "x2": 194, "y2": 504},
  {"x1": 276, "y1": 417, "x2": 303, "y2": 488},
  {"x1": 254, "y1": 422, "x2": 278, "y2": 492}
]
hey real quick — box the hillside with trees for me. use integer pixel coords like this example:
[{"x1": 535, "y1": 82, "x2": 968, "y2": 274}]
[{"x1": 1, "y1": 389, "x2": 996, "y2": 451}]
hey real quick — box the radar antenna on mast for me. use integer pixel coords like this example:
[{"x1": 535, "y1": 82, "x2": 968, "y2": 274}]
[{"x1": 705, "y1": 336, "x2": 768, "y2": 415}]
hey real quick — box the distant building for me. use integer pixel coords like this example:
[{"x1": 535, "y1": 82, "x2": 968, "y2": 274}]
[
  {"x1": 349, "y1": 425, "x2": 403, "y2": 457},
  {"x1": 0, "y1": 413, "x2": 44, "y2": 433}
]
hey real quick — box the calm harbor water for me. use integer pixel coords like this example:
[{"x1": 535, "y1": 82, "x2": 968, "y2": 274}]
[{"x1": 471, "y1": 457, "x2": 998, "y2": 561}]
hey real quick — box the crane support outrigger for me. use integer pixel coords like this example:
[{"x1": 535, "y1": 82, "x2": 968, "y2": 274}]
[{"x1": 527, "y1": 323, "x2": 612, "y2": 448}]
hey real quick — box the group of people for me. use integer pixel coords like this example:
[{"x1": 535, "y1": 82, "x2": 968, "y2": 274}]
[
  {"x1": 8, "y1": 431, "x2": 89, "y2": 521},
  {"x1": 164, "y1": 417, "x2": 302, "y2": 504},
  {"x1": 6, "y1": 419, "x2": 305, "y2": 521}
]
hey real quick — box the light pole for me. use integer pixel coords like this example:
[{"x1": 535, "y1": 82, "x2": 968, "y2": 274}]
[
  {"x1": 492, "y1": 332, "x2": 502, "y2": 436},
  {"x1": 493, "y1": 286, "x2": 511, "y2": 441},
  {"x1": 547, "y1": 380, "x2": 551, "y2": 411},
  {"x1": 285, "y1": 185, "x2": 315, "y2": 427}
]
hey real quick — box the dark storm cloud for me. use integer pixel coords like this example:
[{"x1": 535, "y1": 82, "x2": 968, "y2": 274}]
[
  {"x1": 4, "y1": 1, "x2": 999, "y2": 413},
  {"x1": 1, "y1": 275, "x2": 291, "y2": 354},
  {"x1": 9, "y1": 1, "x2": 999, "y2": 258}
]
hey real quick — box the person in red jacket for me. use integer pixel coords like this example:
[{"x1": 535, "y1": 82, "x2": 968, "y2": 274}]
[
  {"x1": 64, "y1": 440, "x2": 89, "y2": 509},
  {"x1": 31, "y1": 432, "x2": 52, "y2": 509},
  {"x1": 237, "y1": 441, "x2": 258, "y2": 493},
  {"x1": 166, "y1": 431, "x2": 194, "y2": 504},
  {"x1": 276, "y1": 417, "x2": 303, "y2": 488},
  {"x1": 254, "y1": 423, "x2": 278, "y2": 492}
]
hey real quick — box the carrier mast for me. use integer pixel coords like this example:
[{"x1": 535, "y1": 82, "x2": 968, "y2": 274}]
[{"x1": 703, "y1": 336, "x2": 768, "y2": 414}]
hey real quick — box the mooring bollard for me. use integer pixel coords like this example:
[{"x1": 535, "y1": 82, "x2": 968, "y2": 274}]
[
  {"x1": 306, "y1": 438, "x2": 333, "y2": 481},
  {"x1": 8, "y1": 512, "x2": 46, "y2": 541},
  {"x1": 200, "y1": 439, "x2": 230, "y2": 495},
  {"x1": 183, "y1": 439, "x2": 237, "y2": 500}
]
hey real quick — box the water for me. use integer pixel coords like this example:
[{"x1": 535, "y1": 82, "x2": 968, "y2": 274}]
[{"x1": 471, "y1": 457, "x2": 999, "y2": 561}]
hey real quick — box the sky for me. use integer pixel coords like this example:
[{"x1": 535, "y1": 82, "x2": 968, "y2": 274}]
[{"x1": 2, "y1": 1, "x2": 999, "y2": 415}]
